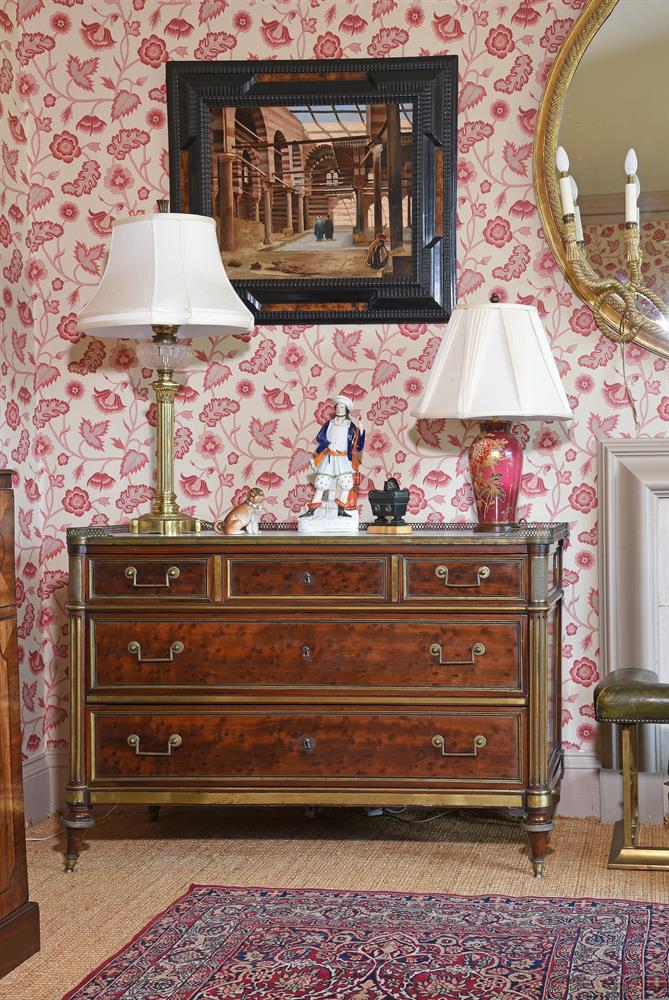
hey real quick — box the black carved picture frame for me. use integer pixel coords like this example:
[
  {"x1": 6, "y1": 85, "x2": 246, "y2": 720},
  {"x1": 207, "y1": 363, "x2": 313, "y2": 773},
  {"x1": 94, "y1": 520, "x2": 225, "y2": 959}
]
[{"x1": 166, "y1": 56, "x2": 457, "y2": 326}]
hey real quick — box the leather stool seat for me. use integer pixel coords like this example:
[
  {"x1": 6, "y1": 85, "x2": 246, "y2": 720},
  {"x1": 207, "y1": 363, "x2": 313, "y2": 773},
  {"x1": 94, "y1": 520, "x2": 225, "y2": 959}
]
[
  {"x1": 594, "y1": 667, "x2": 669, "y2": 870},
  {"x1": 595, "y1": 667, "x2": 669, "y2": 723}
]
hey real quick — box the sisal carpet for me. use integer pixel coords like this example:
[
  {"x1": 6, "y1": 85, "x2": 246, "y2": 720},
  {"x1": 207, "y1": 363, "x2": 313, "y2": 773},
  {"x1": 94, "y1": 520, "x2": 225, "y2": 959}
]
[
  {"x1": 60, "y1": 883, "x2": 669, "y2": 999},
  {"x1": 1, "y1": 807, "x2": 667, "y2": 999}
]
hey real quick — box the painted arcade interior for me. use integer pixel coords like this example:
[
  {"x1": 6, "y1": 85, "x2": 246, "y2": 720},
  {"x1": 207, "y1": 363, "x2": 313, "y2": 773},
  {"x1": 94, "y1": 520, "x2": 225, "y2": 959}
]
[{"x1": 209, "y1": 103, "x2": 415, "y2": 279}]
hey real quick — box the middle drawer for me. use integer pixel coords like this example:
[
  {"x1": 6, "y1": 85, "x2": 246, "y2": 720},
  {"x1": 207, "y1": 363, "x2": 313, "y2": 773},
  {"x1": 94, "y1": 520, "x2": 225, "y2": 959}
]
[{"x1": 89, "y1": 616, "x2": 525, "y2": 697}]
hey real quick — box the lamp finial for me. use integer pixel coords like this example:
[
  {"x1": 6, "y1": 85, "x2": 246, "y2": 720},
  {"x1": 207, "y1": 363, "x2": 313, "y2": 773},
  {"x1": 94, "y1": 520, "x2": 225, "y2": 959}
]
[
  {"x1": 156, "y1": 199, "x2": 169, "y2": 213},
  {"x1": 489, "y1": 292, "x2": 501, "y2": 304}
]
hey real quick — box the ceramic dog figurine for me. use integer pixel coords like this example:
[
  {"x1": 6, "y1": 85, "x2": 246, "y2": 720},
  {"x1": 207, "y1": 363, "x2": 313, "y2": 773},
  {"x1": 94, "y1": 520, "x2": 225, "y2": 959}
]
[{"x1": 214, "y1": 487, "x2": 265, "y2": 535}]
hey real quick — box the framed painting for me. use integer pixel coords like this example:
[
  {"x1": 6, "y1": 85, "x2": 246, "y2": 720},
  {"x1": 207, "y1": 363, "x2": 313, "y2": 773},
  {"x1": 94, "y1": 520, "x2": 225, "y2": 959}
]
[{"x1": 166, "y1": 56, "x2": 457, "y2": 326}]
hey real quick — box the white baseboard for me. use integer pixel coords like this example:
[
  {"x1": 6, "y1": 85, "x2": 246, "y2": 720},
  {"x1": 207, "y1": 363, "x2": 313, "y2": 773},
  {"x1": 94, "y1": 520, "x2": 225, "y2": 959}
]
[
  {"x1": 22, "y1": 751, "x2": 68, "y2": 825},
  {"x1": 599, "y1": 768, "x2": 667, "y2": 826},
  {"x1": 556, "y1": 751, "x2": 667, "y2": 825},
  {"x1": 556, "y1": 751, "x2": 601, "y2": 818}
]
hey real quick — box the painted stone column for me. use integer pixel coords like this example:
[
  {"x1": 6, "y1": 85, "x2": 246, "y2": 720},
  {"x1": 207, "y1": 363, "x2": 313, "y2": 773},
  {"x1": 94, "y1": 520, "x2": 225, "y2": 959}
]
[
  {"x1": 355, "y1": 187, "x2": 365, "y2": 233},
  {"x1": 218, "y1": 152, "x2": 236, "y2": 252},
  {"x1": 295, "y1": 193, "x2": 305, "y2": 233},
  {"x1": 262, "y1": 185, "x2": 273, "y2": 245},
  {"x1": 372, "y1": 144, "x2": 384, "y2": 237}
]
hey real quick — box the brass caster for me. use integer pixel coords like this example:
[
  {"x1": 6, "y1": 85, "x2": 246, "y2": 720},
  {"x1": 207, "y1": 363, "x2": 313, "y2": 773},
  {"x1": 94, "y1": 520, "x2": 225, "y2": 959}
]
[
  {"x1": 64, "y1": 858, "x2": 77, "y2": 873},
  {"x1": 532, "y1": 862, "x2": 545, "y2": 879}
]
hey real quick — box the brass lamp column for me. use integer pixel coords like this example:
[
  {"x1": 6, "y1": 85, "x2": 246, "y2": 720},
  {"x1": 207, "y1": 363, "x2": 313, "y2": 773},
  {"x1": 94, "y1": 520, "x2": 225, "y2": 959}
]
[
  {"x1": 77, "y1": 210, "x2": 254, "y2": 535},
  {"x1": 133, "y1": 324, "x2": 199, "y2": 535}
]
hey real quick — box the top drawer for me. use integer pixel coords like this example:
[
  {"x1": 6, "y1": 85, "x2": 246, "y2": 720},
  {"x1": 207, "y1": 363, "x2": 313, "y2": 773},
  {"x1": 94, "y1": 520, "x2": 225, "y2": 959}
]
[
  {"x1": 89, "y1": 557, "x2": 214, "y2": 602},
  {"x1": 402, "y1": 555, "x2": 525, "y2": 603},
  {"x1": 226, "y1": 555, "x2": 387, "y2": 602}
]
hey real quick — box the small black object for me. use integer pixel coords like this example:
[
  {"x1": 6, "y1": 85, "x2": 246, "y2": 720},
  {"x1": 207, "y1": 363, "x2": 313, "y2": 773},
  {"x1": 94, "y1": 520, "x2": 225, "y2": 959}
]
[
  {"x1": 337, "y1": 507, "x2": 352, "y2": 517},
  {"x1": 368, "y1": 478, "x2": 410, "y2": 527},
  {"x1": 299, "y1": 508, "x2": 316, "y2": 518}
]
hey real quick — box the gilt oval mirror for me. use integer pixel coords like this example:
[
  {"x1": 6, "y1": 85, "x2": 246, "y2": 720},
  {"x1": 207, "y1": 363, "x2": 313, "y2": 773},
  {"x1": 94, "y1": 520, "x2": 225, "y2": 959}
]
[{"x1": 534, "y1": 0, "x2": 669, "y2": 358}]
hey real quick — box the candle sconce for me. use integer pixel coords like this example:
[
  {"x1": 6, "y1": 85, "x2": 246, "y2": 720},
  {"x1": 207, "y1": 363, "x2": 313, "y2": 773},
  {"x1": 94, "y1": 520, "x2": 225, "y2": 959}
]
[
  {"x1": 534, "y1": 0, "x2": 669, "y2": 362},
  {"x1": 554, "y1": 147, "x2": 668, "y2": 349}
]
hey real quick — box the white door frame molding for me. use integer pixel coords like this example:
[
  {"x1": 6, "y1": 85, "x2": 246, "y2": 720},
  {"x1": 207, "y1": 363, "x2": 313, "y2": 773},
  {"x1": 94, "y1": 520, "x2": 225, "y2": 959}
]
[
  {"x1": 599, "y1": 437, "x2": 669, "y2": 678},
  {"x1": 598, "y1": 437, "x2": 669, "y2": 822}
]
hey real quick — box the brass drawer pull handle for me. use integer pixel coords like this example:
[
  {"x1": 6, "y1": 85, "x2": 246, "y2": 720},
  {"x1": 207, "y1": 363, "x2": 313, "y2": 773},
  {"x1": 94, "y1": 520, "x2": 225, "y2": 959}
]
[
  {"x1": 434, "y1": 565, "x2": 490, "y2": 588},
  {"x1": 429, "y1": 641, "x2": 486, "y2": 666},
  {"x1": 127, "y1": 640, "x2": 184, "y2": 663},
  {"x1": 432, "y1": 734, "x2": 487, "y2": 757},
  {"x1": 124, "y1": 565, "x2": 181, "y2": 588},
  {"x1": 302, "y1": 645, "x2": 311, "y2": 659},
  {"x1": 303, "y1": 571, "x2": 314, "y2": 585},
  {"x1": 127, "y1": 733, "x2": 182, "y2": 756}
]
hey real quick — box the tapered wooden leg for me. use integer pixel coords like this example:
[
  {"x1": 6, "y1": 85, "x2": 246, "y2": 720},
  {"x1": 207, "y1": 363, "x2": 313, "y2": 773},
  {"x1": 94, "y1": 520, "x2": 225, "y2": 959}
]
[
  {"x1": 522, "y1": 809, "x2": 554, "y2": 878},
  {"x1": 61, "y1": 806, "x2": 95, "y2": 872}
]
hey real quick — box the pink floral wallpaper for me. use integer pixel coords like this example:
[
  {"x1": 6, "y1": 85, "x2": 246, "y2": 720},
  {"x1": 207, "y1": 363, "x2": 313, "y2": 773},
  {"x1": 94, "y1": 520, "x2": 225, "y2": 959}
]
[
  {"x1": 1, "y1": 0, "x2": 667, "y2": 795},
  {"x1": 584, "y1": 218, "x2": 669, "y2": 326}
]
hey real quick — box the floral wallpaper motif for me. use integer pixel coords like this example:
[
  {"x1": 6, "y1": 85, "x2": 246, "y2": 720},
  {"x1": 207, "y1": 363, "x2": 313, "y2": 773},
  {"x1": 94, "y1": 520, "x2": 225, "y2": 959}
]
[
  {"x1": 0, "y1": 0, "x2": 667, "y2": 792},
  {"x1": 584, "y1": 218, "x2": 669, "y2": 328}
]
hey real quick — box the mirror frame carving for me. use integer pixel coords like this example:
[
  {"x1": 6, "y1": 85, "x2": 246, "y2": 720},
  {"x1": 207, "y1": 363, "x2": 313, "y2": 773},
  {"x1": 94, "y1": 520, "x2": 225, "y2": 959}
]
[{"x1": 534, "y1": 0, "x2": 668, "y2": 359}]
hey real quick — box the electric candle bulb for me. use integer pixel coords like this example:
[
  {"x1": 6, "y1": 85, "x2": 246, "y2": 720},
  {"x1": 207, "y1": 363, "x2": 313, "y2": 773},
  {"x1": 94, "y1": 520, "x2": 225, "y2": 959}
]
[
  {"x1": 625, "y1": 148, "x2": 638, "y2": 223},
  {"x1": 624, "y1": 148, "x2": 638, "y2": 175},
  {"x1": 556, "y1": 147, "x2": 570, "y2": 173}
]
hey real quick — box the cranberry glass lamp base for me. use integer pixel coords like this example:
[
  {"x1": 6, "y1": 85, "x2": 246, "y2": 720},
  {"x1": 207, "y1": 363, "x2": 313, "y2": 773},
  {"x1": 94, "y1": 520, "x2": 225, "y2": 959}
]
[{"x1": 469, "y1": 421, "x2": 523, "y2": 529}]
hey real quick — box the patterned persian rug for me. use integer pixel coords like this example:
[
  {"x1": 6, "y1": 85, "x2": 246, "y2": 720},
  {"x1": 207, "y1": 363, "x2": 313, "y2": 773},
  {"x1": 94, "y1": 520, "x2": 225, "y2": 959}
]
[{"x1": 62, "y1": 884, "x2": 668, "y2": 999}]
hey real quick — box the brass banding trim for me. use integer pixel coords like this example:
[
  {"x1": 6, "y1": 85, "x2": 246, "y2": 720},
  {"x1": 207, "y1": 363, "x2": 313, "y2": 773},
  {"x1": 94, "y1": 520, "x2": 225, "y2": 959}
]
[
  {"x1": 88, "y1": 789, "x2": 525, "y2": 807},
  {"x1": 86, "y1": 694, "x2": 528, "y2": 706}
]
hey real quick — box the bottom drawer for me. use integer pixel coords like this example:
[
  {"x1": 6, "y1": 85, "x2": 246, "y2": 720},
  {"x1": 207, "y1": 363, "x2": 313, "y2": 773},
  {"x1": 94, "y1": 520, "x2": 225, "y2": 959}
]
[{"x1": 89, "y1": 708, "x2": 525, "y2": 786}]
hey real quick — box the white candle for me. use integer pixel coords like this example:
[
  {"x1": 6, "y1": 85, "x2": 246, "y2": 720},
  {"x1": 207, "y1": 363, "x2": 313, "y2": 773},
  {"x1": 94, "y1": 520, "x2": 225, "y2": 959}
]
[
  {"x1": 556, "y1": 146, "x2": 574, "y2": 216},
  {"x1": 569, "y1": 177, "x2": 583, "y2": 241},
  {"x1": 625, "y1": 183, "x2": 637, "y2": 223},
  {"x1": 559, "y1": 176, "x2": 574, "y2": 216},
  {"x1": 634, "y1": 174, "x2": 640, "y2": 224},
  {"x1": 624, "y1": 148, "x2": 638, "y2": 223}
]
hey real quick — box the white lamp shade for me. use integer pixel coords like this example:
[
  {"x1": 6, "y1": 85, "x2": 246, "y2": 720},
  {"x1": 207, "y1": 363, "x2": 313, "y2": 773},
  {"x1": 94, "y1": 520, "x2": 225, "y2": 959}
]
[
  {"x1": 411, "y1": 302, "x2": 572, "y2": 421},
  {"x1": 78, "y1": 213, "x2": 254, "y2": 339}
]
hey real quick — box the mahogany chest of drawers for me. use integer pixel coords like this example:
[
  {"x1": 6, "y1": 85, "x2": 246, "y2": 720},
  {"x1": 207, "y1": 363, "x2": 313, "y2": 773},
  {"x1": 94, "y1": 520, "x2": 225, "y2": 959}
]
[{"x1": 64, "y1": 524, "x2": 567, "y2": 876}]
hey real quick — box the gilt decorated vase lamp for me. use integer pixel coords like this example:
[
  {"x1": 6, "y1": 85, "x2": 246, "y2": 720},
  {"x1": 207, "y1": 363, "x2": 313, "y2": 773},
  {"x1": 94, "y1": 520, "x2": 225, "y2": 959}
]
[{"x1": 412, "y1": 296, "x2": 573, "y2": 530}]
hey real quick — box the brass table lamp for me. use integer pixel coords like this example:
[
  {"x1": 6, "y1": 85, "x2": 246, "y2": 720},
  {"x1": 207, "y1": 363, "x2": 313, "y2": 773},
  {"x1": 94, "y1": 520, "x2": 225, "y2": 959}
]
[{"x1": 78, "y1": 208, "x2": 254, "y2": 535}]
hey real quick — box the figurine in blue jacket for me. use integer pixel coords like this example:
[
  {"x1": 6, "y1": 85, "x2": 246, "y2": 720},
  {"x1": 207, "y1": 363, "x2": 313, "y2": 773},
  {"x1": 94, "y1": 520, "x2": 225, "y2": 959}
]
[{"x1": 300, "y1": 394, "x2": 365, "y2": 518}]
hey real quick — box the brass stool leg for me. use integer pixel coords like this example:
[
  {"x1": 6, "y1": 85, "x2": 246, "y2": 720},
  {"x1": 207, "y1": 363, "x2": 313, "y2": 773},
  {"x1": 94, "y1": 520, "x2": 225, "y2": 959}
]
[
  {"x1": 621, "y1": 724, "x2": 637, "y2": 848},
  {"x1": 631, "y1": 725, "x2": 639, "y2": 842},
  {"x1": 608, "y1": 722, "x2": 669, "y2": 870}
]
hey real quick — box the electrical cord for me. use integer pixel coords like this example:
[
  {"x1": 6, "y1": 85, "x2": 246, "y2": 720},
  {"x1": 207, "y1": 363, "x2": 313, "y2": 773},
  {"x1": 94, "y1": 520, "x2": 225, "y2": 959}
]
[
  {"x1": 381, "y1": 806, "x2": 521, "y2": 826},
  {"x1": 382, "y1": 808, "x2": 457, "y2": 825},
  {"x1": 26, "y1": 806, "x2": 118, "y2": 842}
]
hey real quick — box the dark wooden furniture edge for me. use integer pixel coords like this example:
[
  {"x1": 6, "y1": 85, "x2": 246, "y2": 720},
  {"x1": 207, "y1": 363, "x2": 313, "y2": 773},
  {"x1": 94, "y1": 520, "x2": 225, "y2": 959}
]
[{"x1": 0, "y1": 901, "x2": 40, "y2": 979}]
